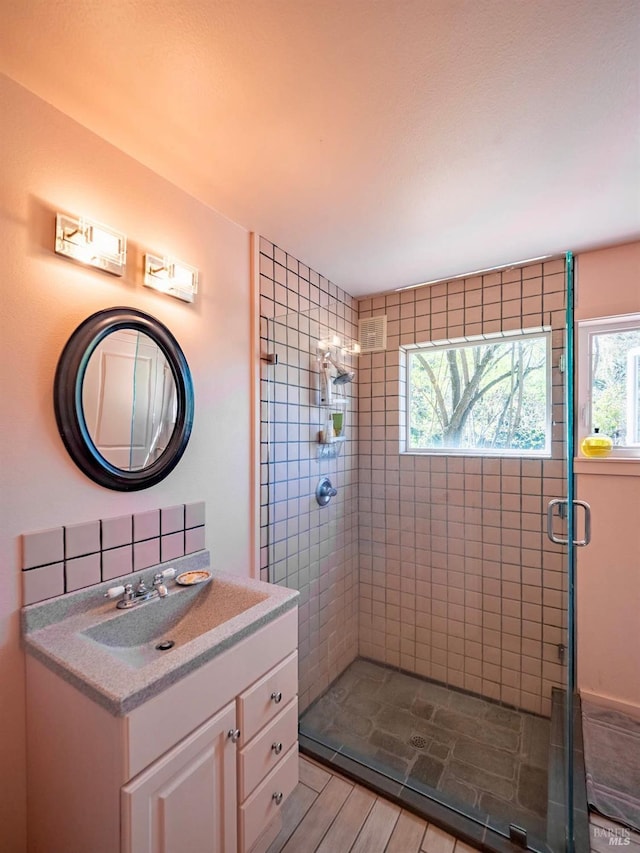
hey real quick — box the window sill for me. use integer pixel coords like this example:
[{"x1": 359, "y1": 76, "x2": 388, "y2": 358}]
[
  {"x1": 402, "y1": 449, "x2": 552, "y2": 458},
  {"x1": 574, "y1": 457, "x2": 639, "y2": 477}
]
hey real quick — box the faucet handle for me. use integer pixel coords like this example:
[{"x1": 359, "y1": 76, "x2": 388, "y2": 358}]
[
  {"x1": 315, "y1": 476, "x2": 338, "y2": 506},
  {"x1": 152, "y1": 571, "x2": 173, "y2": 597},
  {"x1": 105, "y1": 583, "x2": 134, "y2": 602},
  {"x1": 105, "y1": 585, "x2": 125, "y2": 599},
  {"x1": 153, "y1": 568, "x2": 175, "y2": 587}
]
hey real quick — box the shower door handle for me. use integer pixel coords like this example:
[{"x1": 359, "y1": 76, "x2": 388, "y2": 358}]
[
  {"x1": 546, "y1": 499, "x2": 591, "y2": 546},
  {"x1": 546, "y1": 499, "x2": 566, "y2": 544}
]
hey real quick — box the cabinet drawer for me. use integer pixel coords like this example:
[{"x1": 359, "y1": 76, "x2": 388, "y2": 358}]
[
  {"x1": 239, "y1": 745, "x2": 298, "y2": 853},
  {"x1": 127, "y1": 608, "x2": 297, "y2": 779},
  {"x1": 239, "y1": 698, "x2": 298, "y2": 800},
  {"x1": 238, "y1": 652, "x2": 297, "y2": 743}
]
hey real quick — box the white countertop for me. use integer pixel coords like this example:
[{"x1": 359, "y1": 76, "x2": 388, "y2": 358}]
[{"x1": 22, "y1": 551, "x2": 298, "y2": 716}]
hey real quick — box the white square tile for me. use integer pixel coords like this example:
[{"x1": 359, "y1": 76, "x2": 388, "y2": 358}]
[
  {"x1": 101, "y1": 545, "x2": 133, "y2": 581},
  {"x1": 134, "y1": 510, "x2": 160, "y2": 542},
  {"x1": 102, "y1": 515, "x2": 132, "y2": 550},
  {"x1": 161, "y1": 505, "x2": 184, "y2": 535},
  {"x1": 134, "y1": 538, "x2": 160, "y2": 570},
  {"x1": 66, "y1": 553, "x2": 101, "y2": 592},
  {"x1": 185, "y1": 526, "x2": 205, "y2": 554},
  {"x1": 65, "y1": 520, "x2": 100, "y2": 559},
  {"x1": 259, "y1": 237, "x2": 273, "y2": 258},
  {"x1": 185, "y1": 502, "x2": 205, "y2": 529},
  {"x1": 22, "y1": 527, "x2": 64, "y2": 569},
  {"x1": 23, "y1": 563, "x2": 64, "y2": 605},
  {"x1": 259, "y1": 254, "x2": 274, "y2": 278},
  {"x1": 161, "y1": 532, "x2": 184, "y2": 562}
]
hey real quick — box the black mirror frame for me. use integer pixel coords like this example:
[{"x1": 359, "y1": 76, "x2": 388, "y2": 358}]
[{"x1": 54, "y1": 307, "x2": 194, "y2": 491}]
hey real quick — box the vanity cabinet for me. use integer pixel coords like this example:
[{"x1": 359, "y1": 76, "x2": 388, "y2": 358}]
[
  {"x1": 26, "y1": 607, "x2": 298, "y2": 853},
  {"x1": 122, "y1": 702, "x2": 237, "y2": 853}
]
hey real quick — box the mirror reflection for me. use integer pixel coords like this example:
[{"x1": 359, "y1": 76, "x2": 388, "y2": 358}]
[{"x1": 82, "y1": 330, "x2": 177, "y2": 471}]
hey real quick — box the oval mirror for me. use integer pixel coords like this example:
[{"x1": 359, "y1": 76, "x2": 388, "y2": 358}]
[{"x1": 54, "y1": 308, "x2": 194, "y2": 491}]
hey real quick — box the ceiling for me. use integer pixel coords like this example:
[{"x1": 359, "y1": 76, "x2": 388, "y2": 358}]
[{"x1": 2, "y1": 0, "x2": 639, "y2": 296}]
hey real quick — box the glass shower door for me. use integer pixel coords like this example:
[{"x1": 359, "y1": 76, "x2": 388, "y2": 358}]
[
  {"x1": 545, "y1": 251, "x2": 592, "y2": 853},
  {"x1": 262, "y1": 256, "x2": 584, "y2": 853}
]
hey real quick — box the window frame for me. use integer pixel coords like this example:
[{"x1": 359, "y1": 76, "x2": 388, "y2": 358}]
[
  {"x1": 404, "y1": 327, "x2": 553, "y2": 457},
  {"x1": 576, "y1": 313, "x2": 640, "y2": 459}
]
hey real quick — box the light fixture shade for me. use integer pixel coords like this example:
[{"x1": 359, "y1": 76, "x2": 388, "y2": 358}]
[
  {"x1": 55, "y1": 213, "x2": 127, "y2": 276},
  {"x1": 144, "y1": 253, "x2": 199, "y2": 303}
]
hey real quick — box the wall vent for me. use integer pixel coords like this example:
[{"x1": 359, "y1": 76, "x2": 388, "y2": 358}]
[{"x1": 358, "y1": 315, "x2": 387, "y2": 353}]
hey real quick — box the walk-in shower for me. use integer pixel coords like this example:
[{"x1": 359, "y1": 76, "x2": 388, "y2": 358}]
[{"x1": 258, "y1": 239, "x2": 587, "y2": 853}]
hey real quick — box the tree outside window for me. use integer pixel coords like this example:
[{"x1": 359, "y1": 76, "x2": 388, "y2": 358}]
[
  {"x1": 578, "y1": 315, "x2": 640, "y2": 456},
  {"x1": 407, "y1": 331, "x2": 551, "y2": 455}
]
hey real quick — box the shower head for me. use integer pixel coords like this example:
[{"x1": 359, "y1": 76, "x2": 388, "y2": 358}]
[
  {"x1": 333, "y1": 366, "x2": 355, "y2": 385},
  {"x1": 324, "y1": 353, "x2": 355, "y2": 385}
]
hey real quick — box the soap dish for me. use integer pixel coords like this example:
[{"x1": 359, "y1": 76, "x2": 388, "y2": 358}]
[{"x1": 175, "y1": 570, "x2": 212, "y2": 586}]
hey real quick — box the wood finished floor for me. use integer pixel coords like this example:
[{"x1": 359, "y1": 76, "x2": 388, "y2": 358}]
[
  {"x1": 260, "y1": 755, "x2": 480, "y2": 853},
  {"x1": 255, "y1": 754, "x2": 640, "y2": 853}
]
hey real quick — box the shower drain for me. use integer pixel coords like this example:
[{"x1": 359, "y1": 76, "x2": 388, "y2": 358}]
[{"x1": 409, "y1": 735, "x2": 428, "y2": 749}]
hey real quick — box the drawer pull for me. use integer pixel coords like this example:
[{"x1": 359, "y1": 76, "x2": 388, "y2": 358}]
[
  {"x1": 272, "y1": 791, "x2": 283, "y2": 805},
  {"x1": 272, "y1": 741, "x2": 283, "y2": 755},
  {"x1": 270, "y1": 691, "x2": 283, "y2": 704},
  {"x1": 227, "y1": 728, "x2": 241, "y2": 743}
]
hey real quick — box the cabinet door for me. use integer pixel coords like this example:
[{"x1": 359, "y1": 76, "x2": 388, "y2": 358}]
[{"x1": 122, "y1": 702, "x2": 237, "y2": 853}]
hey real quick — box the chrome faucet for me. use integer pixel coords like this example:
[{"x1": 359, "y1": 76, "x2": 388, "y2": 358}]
[
  {"x1": 105, "y1": 568, "x2": 176, "y2": 609},
  {"x1": 152, "y1": 573, "x2": 169, "y2": 598}
]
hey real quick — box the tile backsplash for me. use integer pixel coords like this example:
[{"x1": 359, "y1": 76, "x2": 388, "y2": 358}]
[{"x1": 21, "y1": 502, "x2": 206, "y2": 606}]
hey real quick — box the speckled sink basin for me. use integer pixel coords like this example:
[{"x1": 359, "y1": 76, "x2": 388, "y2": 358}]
[
  {"x1": 22, "y1": 551, "x2": 298, "y2": 715},
  {"x1": 81, "y1": 580, "x2": 268, "y2": 668}
]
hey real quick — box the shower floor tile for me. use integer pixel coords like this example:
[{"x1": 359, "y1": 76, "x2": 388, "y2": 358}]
[{"x1": 299, "y1": 658, "x2": 550, "y2": 840}]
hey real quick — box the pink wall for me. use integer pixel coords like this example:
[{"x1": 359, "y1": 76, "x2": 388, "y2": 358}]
[
  {"x1": 0, "y1": 77, "x2": 252, "y2": 852},
  {"x1": 575, "y1": 241, "x2": 640, "y2": 322},
  {"x1": 575, "y1": 242, "x2": 640, "y2": 714}
]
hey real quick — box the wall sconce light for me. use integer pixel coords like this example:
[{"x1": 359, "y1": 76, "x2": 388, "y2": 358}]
[
  {"x1": 55, "y1": 213, "x2": 127, "y2": 276},
  {"x1": 144, "y1": 254, "x2": 199, "y2": 303}
]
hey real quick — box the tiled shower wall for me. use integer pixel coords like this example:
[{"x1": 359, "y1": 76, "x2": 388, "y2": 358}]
[
  {"x1": 356, "y1": 259, "x2": 568, "y2": 717},
  {"x1": 258, "y1": 238, "x2": 359, "y2": 711}
]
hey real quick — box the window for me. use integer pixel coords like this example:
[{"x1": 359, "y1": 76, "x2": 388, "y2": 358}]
[
  {"x1": 406, "y1": 329, "x2": 551, "y2": 455},
  {"x1": 577, "y1": 314, "x2": 640, "y2": 457}
]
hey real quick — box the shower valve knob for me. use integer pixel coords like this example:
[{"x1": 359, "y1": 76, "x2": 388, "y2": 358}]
[{"x1": 316, "y1": 477, "x2": 338, "y2": 506}]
